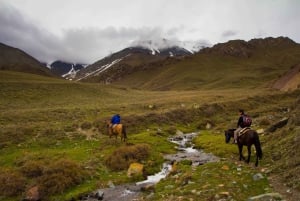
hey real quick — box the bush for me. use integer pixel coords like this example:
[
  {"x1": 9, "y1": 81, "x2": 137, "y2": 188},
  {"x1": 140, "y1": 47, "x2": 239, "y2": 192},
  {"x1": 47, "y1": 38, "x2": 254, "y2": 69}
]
[
  {"x1": 105, "y1": 144, "x2": 150, "y2": 171},
  {"x1": 81, "y1": 122, "x2": 92, "y2": 130},
  {"x1": 37, "y1": 159, "x2": 88, "y2": 196},
  {"x1": 19, "y1": 160, "x2": 44, "y2": 178},
  {"x1": 0, "y1": 168, "x2": 26, "y2": 196}
]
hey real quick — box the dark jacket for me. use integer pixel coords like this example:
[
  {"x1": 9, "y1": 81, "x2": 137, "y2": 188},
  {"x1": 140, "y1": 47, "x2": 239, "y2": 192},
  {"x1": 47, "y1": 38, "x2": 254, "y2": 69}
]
[{"x1": 237, "y1": 115, "x2": 245, "y2": 128}]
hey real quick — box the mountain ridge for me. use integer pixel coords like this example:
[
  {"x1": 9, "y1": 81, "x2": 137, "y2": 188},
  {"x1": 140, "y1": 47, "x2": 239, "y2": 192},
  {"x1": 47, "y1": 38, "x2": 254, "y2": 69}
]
[
  {"x1": 73, "y1": 36, "x2": 300, "y2": 91},
  {"x1": 1, "y1": 37, "x2": 300, "y2": 91},
  {"x1": 0, "y1": 42, "x2": 56, "y2": 77}
]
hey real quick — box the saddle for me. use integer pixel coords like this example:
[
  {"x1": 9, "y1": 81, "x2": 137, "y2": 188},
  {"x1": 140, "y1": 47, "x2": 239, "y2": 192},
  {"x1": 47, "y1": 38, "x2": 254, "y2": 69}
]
[
  {"x1": 238, "y1": 127, "x2": 251, "y2": 137},
  {"x1": 111, "y1": 124, "x2": 121, "y2": 133}
]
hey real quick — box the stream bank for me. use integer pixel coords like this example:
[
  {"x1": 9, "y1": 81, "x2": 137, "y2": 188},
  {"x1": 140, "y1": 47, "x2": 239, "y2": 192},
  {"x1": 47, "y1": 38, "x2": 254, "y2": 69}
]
[{"x1": 81, "y1": 132, "x2": 219, "y2": 201}]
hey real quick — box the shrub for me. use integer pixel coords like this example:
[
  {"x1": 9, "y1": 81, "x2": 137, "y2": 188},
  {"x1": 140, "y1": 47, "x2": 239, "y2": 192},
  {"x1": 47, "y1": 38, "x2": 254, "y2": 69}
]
[
  {"x1": 105, "y1": 144, "x2": 150, "y2": 171},
  {"x1": 19, "y1": 160, "x2": 44, "y2": 178},
  {"x1": 0, "y1": 168, "x2": 26, "y2": 196},
  {"x1": 81, "y1": 122, "x2": 92, "y2": 130},
  {"x1": 37, "y1": 159, "x2": 88, "y2": 197}
]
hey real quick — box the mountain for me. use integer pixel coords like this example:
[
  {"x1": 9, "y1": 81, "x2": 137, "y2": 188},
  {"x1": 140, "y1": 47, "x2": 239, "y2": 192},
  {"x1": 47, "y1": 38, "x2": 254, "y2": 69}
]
[
  {"x1": 49, "y1": 61, "x2": 86, "y2": 80},
  {"x1": 73, "y1": 45, "x2": 193, "y2": 83},
  {"x1": 75, "y1": 37, "x2": 300, "y2": 90},
  {"x1": 201, "y1": 36, "x2": 297, "y2": 58},
  {"x1": 0, "y1": 42, "x2": 55, "y2": 77}
]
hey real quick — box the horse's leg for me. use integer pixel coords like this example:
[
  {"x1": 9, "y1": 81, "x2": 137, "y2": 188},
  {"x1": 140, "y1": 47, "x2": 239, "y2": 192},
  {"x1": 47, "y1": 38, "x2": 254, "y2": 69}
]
[
  {"x1": 255, "y1": 153, "x2": 259, "y2": 167},
  {"x1": 238, "y1": 144, "x2": 244, "y2": 161},
  {"x1": 247, "y1": 145, "x2": 251, "y2": 163}
]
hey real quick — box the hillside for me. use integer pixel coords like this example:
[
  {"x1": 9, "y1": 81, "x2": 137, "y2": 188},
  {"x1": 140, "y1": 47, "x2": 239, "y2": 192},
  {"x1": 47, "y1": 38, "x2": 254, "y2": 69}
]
[
  {"x1": 1, "y1": 70, "x2": 300, "y2": 200},
  {"x1": 0, "y1": 43, "x2": 55, "y2": 77},
  {"x1": 78, "y1": 37, "x2": 300, "y2": 91}
]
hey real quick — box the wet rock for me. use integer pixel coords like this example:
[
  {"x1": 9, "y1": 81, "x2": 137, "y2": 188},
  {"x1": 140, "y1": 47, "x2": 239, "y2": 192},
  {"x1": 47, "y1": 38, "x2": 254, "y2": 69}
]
[
  {"x1": 247, "y1": 193, "x2": 283, "y2": 201},
  {"x1": 94, "y1": 190, "x2": 104, "y2": 200}
]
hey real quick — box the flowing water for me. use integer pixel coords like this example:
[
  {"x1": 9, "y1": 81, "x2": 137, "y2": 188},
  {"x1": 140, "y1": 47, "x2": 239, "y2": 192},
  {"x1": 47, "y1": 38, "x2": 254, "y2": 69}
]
[{"x1": 82, "y1": 132, "x2": 219, "y2": 201}]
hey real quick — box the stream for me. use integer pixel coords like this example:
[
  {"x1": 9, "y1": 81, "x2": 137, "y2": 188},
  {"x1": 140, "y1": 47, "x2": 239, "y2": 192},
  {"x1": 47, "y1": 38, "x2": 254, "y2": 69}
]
[{"x1": 81, "y1": 132, "x2": 219, "y2": 201}]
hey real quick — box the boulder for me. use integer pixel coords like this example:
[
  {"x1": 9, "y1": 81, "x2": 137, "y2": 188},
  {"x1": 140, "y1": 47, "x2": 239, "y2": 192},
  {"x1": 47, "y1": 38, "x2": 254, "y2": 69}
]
[{"x1": 127, "y1": 162, "x2": 144, "y2": 178}]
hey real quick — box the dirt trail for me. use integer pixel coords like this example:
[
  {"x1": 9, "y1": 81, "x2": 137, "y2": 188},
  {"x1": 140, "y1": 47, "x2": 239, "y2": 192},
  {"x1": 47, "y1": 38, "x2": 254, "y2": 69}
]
[{"x1": 272, "y1": 64, "x2": 300, "y2": 91}]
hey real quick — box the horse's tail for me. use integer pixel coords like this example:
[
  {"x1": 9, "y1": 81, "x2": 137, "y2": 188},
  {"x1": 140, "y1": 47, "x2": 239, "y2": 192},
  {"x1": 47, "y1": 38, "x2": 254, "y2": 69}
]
[{"x1": 254, "y1": 133, "x2": 263, "y2": 159}]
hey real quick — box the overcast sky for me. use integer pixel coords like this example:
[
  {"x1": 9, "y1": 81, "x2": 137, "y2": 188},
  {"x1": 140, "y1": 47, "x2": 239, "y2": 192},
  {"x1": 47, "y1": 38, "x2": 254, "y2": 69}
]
[{"x1": 0, "y1": 0, "x2": 299, "y2": 64}]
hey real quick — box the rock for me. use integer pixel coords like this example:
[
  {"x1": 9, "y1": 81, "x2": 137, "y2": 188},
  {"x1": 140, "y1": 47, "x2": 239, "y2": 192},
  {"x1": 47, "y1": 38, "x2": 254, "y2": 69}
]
[
  {"x1": 256, "y1": 128, "x2": 264, "y2": 134},
  {"x1": 94, "y1": 190, "x2": 104, "y2": 200},
  {"x1": 127, "y1": 162, "x2": 144, "y2": 178},
  {"x1": 253, "y1": 173, "x2": 264, "y2": 181},
  {"x1": 267, "y1": 117, "x2": 289, "y2": 132},
  {"x1": 176, "y1": 130, "x2": 184, "y2": 135},
  {"x1": 192, "y1": 103, "x2": 200, "y2": 109},
  {"x1": 206, "y1": 122, "x2": 212, "y2": 129},
  {"x1": 247, "y1": 193, "x2": 283, "y2": 201},
  {"x1": 24, "y1": 186, "x2": 40, "y2": 201},
  {"x1": 169, "y1": 161, "x2": 178, "y2": 175},
  {"x1": 108, "y1": 181, "x2": 115, "y2": 188}
]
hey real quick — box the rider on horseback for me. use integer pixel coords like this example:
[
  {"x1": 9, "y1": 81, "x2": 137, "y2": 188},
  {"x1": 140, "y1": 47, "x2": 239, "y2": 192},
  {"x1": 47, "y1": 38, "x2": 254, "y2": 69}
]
[
  {"x1": 111, "y1": 114, "x2": 121, "y2": 128},
  {"x1": 233, "y1": 109, "x2": 251, "y2": 143}
]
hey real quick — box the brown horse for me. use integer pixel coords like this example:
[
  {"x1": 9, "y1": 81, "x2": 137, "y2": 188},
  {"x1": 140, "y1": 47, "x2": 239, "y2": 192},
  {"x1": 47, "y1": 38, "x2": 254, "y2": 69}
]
[
  {"x1": 105, "y1": 120, "x2": 127, "y2": 142},
  {"x1": 225, "y1": 128, "x2": 262, "y2": 166}
]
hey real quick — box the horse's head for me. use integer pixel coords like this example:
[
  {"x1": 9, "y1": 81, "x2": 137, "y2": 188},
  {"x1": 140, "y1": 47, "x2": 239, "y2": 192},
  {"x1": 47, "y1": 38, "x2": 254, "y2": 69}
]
[
  {"x1": 224, "y1": 129, "x2": 235, "y2": 143},
  {"x1": 105, "y1": 120, "x2": 111, "y2": 128}
]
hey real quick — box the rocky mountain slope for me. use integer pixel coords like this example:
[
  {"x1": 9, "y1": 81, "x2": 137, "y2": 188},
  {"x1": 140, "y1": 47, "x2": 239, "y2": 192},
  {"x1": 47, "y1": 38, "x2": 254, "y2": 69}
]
[
  {"x1": 49, "y1": 60, "x2": 86, "y2": 79},
  {"x1": 72, "y1": 46, "x2": 193, "y2": 82},
  {"x1": 79, "y1": 37, "x2": 300, "y2": 91}
]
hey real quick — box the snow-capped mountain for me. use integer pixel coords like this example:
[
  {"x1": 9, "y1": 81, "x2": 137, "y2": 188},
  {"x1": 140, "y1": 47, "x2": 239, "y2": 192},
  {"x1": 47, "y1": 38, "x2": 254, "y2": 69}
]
[
  {"x1": 49, "y1": 61, "x2": 87, "y2": 79},
  {"x1": 47, "y1": 39, "x2": 209, "y2": 81},
  {"x1": 73, "y1": 39, "x2": 210, "y2": 82},
  {"x1": 130, "y1": 38, "x2": 210, "y2": 55}
]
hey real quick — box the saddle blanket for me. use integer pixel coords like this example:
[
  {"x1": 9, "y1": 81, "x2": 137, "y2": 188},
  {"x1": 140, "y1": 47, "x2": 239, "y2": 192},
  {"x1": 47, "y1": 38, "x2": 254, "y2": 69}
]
[{"x1": 238, "y1": 127, "x2": 251, "y2": 137}]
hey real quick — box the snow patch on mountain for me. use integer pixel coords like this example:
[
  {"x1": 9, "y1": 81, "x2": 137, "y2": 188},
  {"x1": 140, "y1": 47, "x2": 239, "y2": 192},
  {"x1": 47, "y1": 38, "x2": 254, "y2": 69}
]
[
  {"x1": 62, "y1": 64, "x2": 80, "y2": 80},
  {"x1": 76, "y1": 55, "x2": 130, "y2": 81}
]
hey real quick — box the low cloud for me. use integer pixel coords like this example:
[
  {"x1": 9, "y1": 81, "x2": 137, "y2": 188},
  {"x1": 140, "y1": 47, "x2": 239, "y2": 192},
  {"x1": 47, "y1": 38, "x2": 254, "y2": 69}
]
[
  {"x1": 0, "y1": 4, "x2": 204, "y2": 64},
  {"x1": 221, "y1": 30, "x2": 238, "y2": 39}
]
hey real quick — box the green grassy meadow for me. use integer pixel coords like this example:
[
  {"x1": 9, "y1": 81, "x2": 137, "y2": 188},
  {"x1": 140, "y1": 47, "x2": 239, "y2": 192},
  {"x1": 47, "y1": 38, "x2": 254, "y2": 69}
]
[{"x1": 0, "y1": 70, "x2": 299, "y2": 200}]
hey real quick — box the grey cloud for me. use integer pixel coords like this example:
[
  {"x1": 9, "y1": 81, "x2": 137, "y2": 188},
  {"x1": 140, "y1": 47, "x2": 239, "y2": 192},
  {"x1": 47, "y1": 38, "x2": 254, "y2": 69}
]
[
  {"x1": 0, "y1": 4, "x2": 194, "y2": 64},
  {"x1": 0, "y1": 3, "x2": 64, "y2": 63},
  {"x1": 221, "y1": 30, "x2": 238, "y2": 38}
]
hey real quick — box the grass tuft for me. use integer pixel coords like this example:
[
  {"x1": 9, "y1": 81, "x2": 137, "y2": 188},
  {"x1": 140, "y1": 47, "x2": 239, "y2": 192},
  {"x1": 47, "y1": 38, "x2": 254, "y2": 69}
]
[{"x1": 0, "y1": 168, "x2": 26, "y2": 196}]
